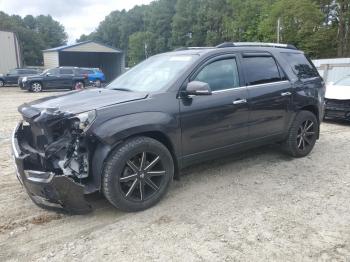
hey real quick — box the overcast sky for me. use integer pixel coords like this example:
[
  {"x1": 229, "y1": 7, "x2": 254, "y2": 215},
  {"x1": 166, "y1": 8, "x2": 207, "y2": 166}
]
[{"x1": 0, "y1": 0, "x2": 154, "y2": 43}]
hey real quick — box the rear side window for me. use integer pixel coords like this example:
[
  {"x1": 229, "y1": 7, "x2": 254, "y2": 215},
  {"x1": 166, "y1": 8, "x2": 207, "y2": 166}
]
[
  {"x1": 59, "y1": 69, "x2": 73, "y2": 75},
  {"x1": 280, "y1": 52, "x2": 319, "y2": 79},
  {"x1": 194, "y1": 58, "x2": 240, "y2": 91},
  {"x1": 243, "y1": 56, "x2": 282, "y2": 85}
]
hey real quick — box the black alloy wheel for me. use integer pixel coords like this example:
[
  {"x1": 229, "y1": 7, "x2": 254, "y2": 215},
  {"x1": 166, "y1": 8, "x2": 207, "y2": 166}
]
[
  {"x1": 102, "y1": 137, "x2": 174, "y2": 211},
  {"x1": 120, "y1": 152, "x2": 166, "y2": 201},
  {"x1": 283, "y1": 110, "x2": 319, "y2": 157},
  {"x1": 296, "y1": 120, "x2": 316, "y2": 151}
]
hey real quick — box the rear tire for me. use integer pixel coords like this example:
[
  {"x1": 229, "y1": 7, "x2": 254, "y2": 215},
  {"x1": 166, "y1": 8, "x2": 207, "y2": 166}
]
[
  {"x1": 73, "y1": 81, "x2": 84, "y2": 90},
  {"x1": 30, "y1": 82, "x2": 42, "y2": 92},
  {"x1": 283, "y1": 110, "x2": 319, "y2": 157},
  {"x1": 95, "y1": 79, "x2": 101, "y2": 87},
  {"x1": 102, "y1": 137, "x2": 174, "y2": 212}
]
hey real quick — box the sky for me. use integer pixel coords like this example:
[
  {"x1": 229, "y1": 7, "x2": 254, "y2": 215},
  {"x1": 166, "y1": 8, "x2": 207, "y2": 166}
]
[{"x1": 0, "y1": 0, "x2": 154, "y2": 43}]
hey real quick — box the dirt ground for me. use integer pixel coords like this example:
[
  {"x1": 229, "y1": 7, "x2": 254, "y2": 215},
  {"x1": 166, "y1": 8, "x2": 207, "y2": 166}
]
[{"x1": 0, "y1": 87, "x2": 350, "y2": 261}]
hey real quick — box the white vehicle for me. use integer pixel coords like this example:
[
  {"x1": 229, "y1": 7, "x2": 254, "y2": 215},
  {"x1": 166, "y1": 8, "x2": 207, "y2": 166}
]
[{"x1": 325, "y1": 75, "x2": 350, "y2": 120}]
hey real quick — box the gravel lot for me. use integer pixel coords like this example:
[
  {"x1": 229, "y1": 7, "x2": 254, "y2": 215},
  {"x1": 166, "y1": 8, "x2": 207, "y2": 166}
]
[{"x1": 0, "y1": 87, "x2": 350, "y2": 261}]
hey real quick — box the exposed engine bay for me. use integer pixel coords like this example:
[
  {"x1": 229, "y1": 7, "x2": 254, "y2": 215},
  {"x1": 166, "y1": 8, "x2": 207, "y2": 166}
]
[
  {"x1": 17, "y1": 109, "x2": 95, "y2": 181},
  {"x1": 13, "y1": 105, "x2": 97, "y2": 213}
]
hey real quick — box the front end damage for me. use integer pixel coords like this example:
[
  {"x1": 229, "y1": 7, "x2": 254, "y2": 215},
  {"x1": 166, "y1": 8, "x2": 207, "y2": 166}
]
[
  {"x1": 324, "y1": 99, "x2": 350, "y2": 121},
  {"x1": 12, "y1": 105, "x2": 97, "y2": 214}
]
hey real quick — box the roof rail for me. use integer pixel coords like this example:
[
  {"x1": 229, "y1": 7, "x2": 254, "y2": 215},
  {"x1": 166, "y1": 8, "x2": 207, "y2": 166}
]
[
  {"x1": 174, "y1": 47, "x2": 214, "y2": 51},
  {"x1": 216, "y1": 42, "x2": 297, "y2": 50}
]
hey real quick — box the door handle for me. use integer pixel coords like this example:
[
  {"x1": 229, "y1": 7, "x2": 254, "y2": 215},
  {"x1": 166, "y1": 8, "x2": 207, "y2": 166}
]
[
  {"x1": 281, "y1": 92, "x2": 292, "y2": 96},
  {"x1": 233, "y1": 99, "x2": 247, "y2": 105}
]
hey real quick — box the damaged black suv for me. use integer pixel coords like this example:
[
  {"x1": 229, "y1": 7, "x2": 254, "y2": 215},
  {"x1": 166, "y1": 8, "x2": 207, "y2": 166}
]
[{"x1": 12, "y1": 43, "x2": 325, "y2": 213}]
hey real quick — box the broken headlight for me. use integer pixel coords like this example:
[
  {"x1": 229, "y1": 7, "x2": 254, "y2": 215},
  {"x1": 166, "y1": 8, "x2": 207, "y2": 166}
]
[{"x1": 73, "y1": 110, "x2": 96, "y2": 132}]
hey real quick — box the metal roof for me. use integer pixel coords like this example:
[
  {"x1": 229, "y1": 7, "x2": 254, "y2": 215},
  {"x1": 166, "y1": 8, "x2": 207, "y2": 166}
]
[{"x1": 43, "y1": 40, "x2": 123, "y2": 53}]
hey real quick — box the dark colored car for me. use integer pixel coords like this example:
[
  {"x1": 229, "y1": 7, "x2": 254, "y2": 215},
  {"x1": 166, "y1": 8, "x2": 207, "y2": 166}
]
[
  {"x1": 19, "y1": 67, "x2": 88, "y2": 92},
  {"x1": 0, "y1": 68, "x2": 41, "y2": 87},
  {"x1": 12, "y1": 42, "x2": 325, "y2": 213}
]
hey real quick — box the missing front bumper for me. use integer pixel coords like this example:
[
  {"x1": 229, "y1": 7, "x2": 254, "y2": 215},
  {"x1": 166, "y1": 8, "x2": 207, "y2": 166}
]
[{"x1": 12, "y1": 123, "x2": 92, "y2": 214}]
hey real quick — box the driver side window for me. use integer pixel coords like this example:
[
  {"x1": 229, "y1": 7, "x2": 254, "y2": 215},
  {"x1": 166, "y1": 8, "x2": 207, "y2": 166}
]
[
  {"x1": 47, "y1": 68, "x2": 59, "y2": 76},
  {"x1": 194, "y1": 58, "x2": 240, "y2": 91}
]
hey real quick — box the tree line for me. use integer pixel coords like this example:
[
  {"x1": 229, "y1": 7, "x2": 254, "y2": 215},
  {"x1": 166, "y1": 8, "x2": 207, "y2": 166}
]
[
  {"x1": 0, "y1": 0, "x2": 349, "y2": 66},
  {"x1": 79, "y1": 0, "x2": 349, "y2": 66},
  {"x1": 0, "y1": 12, "x2": 67, "y2": 66}
]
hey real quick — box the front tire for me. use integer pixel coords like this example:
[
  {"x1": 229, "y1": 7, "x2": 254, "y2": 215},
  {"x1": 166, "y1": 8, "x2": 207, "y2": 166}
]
[
  {"x1": 0, "y1": 80, "x2": 4, "y2": 87},
  {"x1": 283, "y1": 110, "x2": 319, "y2": 157},
  {"x1": 31, "y1": 82, "x2": 42, "y2": 92},
  {"x1": 102, "y1": 137, "x2": 174, "y2": 212}
]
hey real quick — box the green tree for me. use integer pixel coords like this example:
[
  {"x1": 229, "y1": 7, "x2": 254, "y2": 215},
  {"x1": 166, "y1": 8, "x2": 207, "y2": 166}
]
[
  {"x1": 258, "y1": 0, "x2": 327, "y2": 57},
  {"x1": 128, "y1": 31, "x2": 157, "y2": 66},
  {"x1": 171, "y1": 0, "x2": 201, "y2": 47},
  {"x1": 35, "y1": 15, "x2": 67, "y2": 48},
  {"x1": 0, "y1": 12, "x2": 67, "y2": 65}
]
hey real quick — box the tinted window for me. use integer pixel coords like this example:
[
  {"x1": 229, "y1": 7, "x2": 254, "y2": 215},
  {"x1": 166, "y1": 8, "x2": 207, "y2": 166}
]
[
  {"x1": 244, "y1": 57, "x2": 281, "y2": 85},
  {"x1": 281, "y1": 52, "x2": 319, "y2": 79},
  {"x1": 8, "y1": 69, "x2": 18, "y2": 75},
  {"x1": 20, "y1": 70, "x2": 37, "y2": 74},
  {"x1": 60, "y1": 69, "x2": 73, "y2": 74},
  {"x1": 47, "y1": 68, "x2": 59, "y2": 76},
  {"x1": 194, "y1": 58, "x2": 240, "y2": 91}
]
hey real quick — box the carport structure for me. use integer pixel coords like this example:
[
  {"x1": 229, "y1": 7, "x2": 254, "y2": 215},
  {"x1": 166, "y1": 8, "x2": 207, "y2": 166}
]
[{"x1": 43, "y1": 41, "x2": 125, "y2": 82}]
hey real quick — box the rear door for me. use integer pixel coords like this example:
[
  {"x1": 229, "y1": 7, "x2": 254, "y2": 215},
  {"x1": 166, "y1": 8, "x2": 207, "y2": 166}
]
[
  {"x1": 59, "y1": 68, "x2": 74, "y2": 88},
  {"x1": 180, "y1": 54, "x2": 249, "y2": 159},
  {"x1": 242, "y1": 53, "x2": 293, "y2": 139}
]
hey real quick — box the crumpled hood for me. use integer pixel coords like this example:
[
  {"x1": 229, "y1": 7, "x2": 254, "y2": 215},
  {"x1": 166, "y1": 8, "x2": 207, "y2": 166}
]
[
  {"x1": 19, "y1": 88, "x2": 148, "y2": 118},
  {"x1": 325, "y1": 84, "x2": 350, "y2": 100}
]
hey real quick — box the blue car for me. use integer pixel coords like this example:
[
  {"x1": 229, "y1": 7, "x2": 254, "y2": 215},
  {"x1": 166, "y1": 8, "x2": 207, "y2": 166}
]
[{"x1": 81, "y1": 68, "x2": 106, "y2": 87}]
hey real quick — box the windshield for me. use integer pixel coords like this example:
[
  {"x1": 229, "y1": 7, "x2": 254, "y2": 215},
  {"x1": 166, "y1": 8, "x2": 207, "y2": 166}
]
[
  {"x1": 107, "y1": 54, "x2": 198, "y2": 92},
  {"x1": 335, "y1": 76, "x2": 350, "y2": 86}
]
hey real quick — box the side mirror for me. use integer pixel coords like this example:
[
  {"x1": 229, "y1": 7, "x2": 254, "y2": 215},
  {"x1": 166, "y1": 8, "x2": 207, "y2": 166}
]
[
  {"x1": 6, "y1": 73, "x2": 10, "y2": 76},
  {"x1": 46, "y1": 73, "x2": 51, "y2": 77},
  {"x1": 186, "y1": 81, "x2": 212, "y2": 96}
]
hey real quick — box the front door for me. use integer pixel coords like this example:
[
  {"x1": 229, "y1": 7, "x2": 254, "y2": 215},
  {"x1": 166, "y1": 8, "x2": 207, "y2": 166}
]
[
  {"x1": 44, "y1": 68, "x2": 61, "y2": 89},
  {"x1": 242, "y1": 54, "x2": 293, "y2": 139},
  {"x1": 180, "y1": 55, "x2": 249, "y2": 159},
  {"x1": 6, "y1": 69, "x2": 19, "y2": 84}
]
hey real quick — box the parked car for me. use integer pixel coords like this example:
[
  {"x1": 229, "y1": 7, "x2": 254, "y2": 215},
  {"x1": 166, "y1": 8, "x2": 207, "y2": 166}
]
[
  {"x1": 0, "y1": 68, "x2": 41, "y2": 87},
  {"x1": 18, "y1": 67, "x2": 88, "y2": 92},
  {"x1": 324, "y1": 75, "x2": 350, "y2": 120},
  {"x1": 12, "y1": 42, "x2": 325, "y2": 213},
  {"x1": 80, "y1": 68, "x2": 106, "y2": 87}
]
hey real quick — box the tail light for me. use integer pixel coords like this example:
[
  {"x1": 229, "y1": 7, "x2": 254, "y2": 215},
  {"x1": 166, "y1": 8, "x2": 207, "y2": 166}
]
[{"x1": 83, "y1": 73, "x2": 88, "y2": 79}]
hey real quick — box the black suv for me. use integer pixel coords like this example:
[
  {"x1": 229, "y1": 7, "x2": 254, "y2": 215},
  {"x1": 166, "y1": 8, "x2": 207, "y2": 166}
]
[
  {"x1": 0, "y1": 68, "x2": 41, "y2": 87},
  {"x1": 19, "y1": 67, "x2": 87, "y2": 92},
  {"x1": 12, "y1": 42, "x2": 325, "y2": 213}
]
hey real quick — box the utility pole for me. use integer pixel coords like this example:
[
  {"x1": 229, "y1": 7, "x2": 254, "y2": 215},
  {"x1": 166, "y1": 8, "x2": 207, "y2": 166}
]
[
  {"x1": 277, "y1": 17, "x2": 281, "y2": 43},
  {"x1": 144, "y1": 42, "x2": 148, "y2": 59}
]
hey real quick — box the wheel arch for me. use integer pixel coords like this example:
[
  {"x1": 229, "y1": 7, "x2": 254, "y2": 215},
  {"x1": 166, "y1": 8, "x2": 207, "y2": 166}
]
[
  {"x1": 296, "y1": 104, "x2": 320, "y2": 139},
  {"x1": 30, "y1": 80, "x2": 44, "y2": 87},
  {"x1": 91, "y1": 130, "x2": 180, "y2": 191},
  {"x1": 300, "y1": 104, "x2": 319, "y2": 121}
]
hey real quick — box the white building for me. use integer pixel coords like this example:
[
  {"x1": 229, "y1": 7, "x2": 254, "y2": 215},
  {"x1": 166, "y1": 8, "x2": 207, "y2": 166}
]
[
  {"x1": 0, "y1": 30, "x2": 22, "y2": 74},
  {"x1": 313, "y1": 58, "x2": 350, "y2": 83}
]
